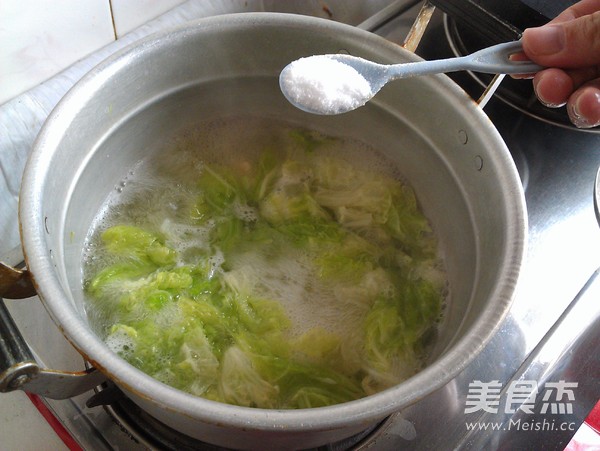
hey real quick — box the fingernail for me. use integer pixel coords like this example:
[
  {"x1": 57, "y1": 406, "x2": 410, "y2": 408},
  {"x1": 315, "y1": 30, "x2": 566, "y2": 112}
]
[
  {"x1": 525, "y1": 25, "x2": 565, "y2": 56},
  {"x1": 568, "y1": 92, "x2": 600, "y2": 129},
  {"x1": 533, "y1": 78, "x2": 565, "y2": 108}
]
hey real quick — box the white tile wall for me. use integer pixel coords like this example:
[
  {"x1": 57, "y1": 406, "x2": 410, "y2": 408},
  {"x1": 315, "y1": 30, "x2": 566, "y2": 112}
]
[{"x1": 0, "y1": 0, "x2": 186, "y2": 105}]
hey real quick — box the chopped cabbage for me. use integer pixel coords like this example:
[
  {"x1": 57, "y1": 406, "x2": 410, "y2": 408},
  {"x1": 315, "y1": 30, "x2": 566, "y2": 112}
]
[{"x1": 85, "y1": 129, "x2": 445, "y2": 409}]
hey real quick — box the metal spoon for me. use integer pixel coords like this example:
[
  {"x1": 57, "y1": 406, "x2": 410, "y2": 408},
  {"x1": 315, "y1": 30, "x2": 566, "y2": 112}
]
[{"x1": 280, "y1": 41, "x2": 543, "y2": 115}]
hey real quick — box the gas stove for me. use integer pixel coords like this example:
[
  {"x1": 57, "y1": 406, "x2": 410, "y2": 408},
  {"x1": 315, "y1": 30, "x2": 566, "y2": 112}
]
[{"x1": 1, "y1": 1, "x2": 599, "y2": 450}]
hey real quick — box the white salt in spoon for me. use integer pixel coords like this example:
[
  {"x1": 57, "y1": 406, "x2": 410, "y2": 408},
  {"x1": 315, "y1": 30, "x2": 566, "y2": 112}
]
[{"x1": 279, "y1": 41, "x2": 543, "y2": 115}]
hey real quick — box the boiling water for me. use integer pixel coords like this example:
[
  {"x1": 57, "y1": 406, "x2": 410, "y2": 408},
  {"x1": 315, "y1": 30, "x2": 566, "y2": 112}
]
[
  {"x1": 82, "y1": 116, "x2": 447, "y2": 407},
  {"x1": 84, "y1": 117, "x2": 411, "y2": 328}
]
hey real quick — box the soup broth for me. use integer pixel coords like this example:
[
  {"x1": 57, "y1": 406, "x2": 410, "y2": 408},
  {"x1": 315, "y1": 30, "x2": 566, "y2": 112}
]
[{"x1": 82, "y1": 116, "x2": 447, "y2": 409}]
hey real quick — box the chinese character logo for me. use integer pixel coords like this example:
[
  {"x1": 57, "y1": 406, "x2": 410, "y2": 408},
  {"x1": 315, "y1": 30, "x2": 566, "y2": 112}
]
[
  {"x1": 505, "y1": 380, "x2": 538, "y2": 414},
  {"x1": 464, "y1": 380, "x2": 578, "y2": 415},
  {"x1": 540, "y1": 381, "x2": 578, "y2": 414},
  {"x1": 465, "y1": 380, "x2": 502, "y2": 414}
]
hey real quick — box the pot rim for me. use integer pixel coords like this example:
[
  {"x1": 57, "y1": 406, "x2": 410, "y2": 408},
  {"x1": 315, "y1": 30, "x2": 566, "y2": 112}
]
[{"x1": 19, "y1": 12, "x2": 527, "y2": 432}]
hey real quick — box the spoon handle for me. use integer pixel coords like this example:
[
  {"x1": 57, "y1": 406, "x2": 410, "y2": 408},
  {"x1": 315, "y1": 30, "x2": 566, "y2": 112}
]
[{"x1": 388, "y1": 41, "x2": 544, "y2": 80}]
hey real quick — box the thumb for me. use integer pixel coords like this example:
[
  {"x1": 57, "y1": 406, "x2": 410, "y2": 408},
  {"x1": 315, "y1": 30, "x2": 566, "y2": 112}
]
[{"x1": 522, "y1": 11, "x2": 600, "y2": 68}]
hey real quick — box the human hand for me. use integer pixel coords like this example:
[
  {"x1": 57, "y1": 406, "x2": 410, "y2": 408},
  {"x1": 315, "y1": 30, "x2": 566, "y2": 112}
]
[{"x1": 521, "y1": 0, "x2": 600, "y2": 128}]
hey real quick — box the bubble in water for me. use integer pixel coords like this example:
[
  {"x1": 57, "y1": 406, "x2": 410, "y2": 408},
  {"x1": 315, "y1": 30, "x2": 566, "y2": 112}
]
[{"x1": 105, "y1": 327, "x2": 136, "y2": 359}]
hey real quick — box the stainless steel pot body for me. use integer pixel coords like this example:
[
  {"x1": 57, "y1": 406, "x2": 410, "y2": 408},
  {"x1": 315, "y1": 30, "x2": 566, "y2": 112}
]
[{"x1": 18, "y1": 13, "x2": 526, "y2": 450}]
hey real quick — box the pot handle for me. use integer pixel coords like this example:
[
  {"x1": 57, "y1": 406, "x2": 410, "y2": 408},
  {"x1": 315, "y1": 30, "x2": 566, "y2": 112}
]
[
  {"x1": 0, "y1": 251, "x2": 39, "y2": 391},
  {"x1": 0, "y1": 251, "x2": 107, "y2": 399},
  {"x1": 0, "y1": 261, "x2": 37, "y2": 299},
  {"x1": 0, "y1": 297, "x2": 107, "y2": 399},
  {"x1": 0, "y1": 296, "x2": 39, "y2": 391}
]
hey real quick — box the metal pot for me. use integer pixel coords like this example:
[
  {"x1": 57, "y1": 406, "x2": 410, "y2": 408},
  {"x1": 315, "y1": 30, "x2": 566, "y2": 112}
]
[{"x1": 1, "y1": 13, "x2": 526, "y2": 449}]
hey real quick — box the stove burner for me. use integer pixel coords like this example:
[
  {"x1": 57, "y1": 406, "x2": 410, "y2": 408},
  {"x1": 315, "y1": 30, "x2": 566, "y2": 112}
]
[{"x1": 86, "y1": 383, "x2": 383, "y2": 451}]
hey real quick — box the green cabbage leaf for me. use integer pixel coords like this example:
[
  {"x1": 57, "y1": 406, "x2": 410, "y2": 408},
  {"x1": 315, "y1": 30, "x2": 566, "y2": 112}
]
[{"x1": 86, "y1": 130, "x2": 445, "y2": 409}]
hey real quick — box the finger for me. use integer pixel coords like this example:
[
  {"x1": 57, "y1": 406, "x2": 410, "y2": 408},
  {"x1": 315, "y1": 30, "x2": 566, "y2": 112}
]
[
  {"x1": 549, "y1": 0, "x2": 600, "y2": 24},
  {"x1": 533, "y1": 69, "x2": 573, "y2": 106},
  {"x1": 509, "y1": 52, "x2": 535, "y2": 79},
  {"x1": 532, "y1": 66, "x2": 600, "y2": 106},
  {"x1": 567, "y1": 80, "x2": 600, "y2": 128},
  {"x1": 522, "y1": 11, "x2": 600, "y2": 67}
]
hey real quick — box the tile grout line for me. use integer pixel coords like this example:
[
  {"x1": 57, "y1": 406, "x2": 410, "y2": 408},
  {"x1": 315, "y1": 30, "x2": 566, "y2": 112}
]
[{"x1": 108, "y1": 0, "x2": 118, "y2": 40}]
